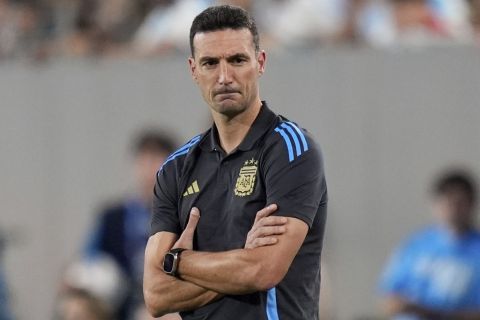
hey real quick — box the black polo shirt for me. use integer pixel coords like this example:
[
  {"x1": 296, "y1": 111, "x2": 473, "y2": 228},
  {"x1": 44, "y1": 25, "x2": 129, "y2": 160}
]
[{"x1": 151, "y1": 102, "x2": 328, "y2": 320}]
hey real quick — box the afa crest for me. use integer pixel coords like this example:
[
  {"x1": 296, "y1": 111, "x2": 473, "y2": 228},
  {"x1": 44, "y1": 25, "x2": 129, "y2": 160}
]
[{"x1": 234, "y1": 159, "x2": 258, "y2": 197}]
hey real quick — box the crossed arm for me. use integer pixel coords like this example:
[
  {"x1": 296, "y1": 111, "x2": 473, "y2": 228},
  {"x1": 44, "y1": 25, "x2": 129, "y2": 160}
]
[{"x1": 143, "y1": 205, "x2": 308, "y2": 317}]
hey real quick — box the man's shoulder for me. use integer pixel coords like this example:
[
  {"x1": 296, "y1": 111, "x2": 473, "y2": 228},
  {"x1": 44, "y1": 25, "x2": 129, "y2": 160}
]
[
  {"x1": 262, "y1": 116, "x2": 321, "y2": 164},
  {"x1": 399, "y1": 225, "x2": 443, "y2": 253},
  {"x1": 158, "y1": 131, "x2": 208, "y2": 173}
]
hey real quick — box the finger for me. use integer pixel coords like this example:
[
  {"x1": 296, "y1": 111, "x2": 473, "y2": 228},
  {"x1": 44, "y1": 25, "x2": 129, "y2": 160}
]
[
  {"x1": 248, "y1": 237, "x2": 278, "y2": 249},
  {"x1": 255, "y1": 216, "x2": 288, "y2": 229},
  {"x1": 184, "y1": 207, "x2": 200, "y2": 234},
  {"x1": 251, "y1": 225, "x2": 286, "y2": 239},
  {"x1": 254, "y1": 204, "x2": 278, "y2": 224}
]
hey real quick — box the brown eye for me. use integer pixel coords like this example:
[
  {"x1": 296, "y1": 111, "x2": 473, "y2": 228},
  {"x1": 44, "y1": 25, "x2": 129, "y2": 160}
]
[
  {"x1": 232, "y1": 57, "x2": 246, "y2": 65},
  {"x1": 202, "y1": 60, "x2": 217, "y2": 67}
]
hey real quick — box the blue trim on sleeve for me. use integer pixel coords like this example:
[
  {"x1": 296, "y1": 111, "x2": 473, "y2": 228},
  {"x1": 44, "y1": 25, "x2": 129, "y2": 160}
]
[
  {"x1": 275, "y1": 121, "x2": 310, "y2": 162},
  {"x1": 274, "y1": 128, "x2": 294, "y2": 162},
  {"x1": 266, "y1": 287, "x2": 280, "y2": 320},
  {"x1": 159, "y1": 135, "x2": 201, "y2": 171},
  {"x1": 285, "y1": 122, "x2": 309, "y2": 152},
  {"x1": 166, "y1": 135, "x2": 201, "y2": 160},
  {"x1": 280, "y1": 123, "x2": 302, "y2": 156}
]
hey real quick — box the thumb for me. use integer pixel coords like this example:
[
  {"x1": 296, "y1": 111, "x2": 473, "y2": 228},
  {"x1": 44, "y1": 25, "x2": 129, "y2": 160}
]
[{"x1": 184, "y1": 207, "x2": 200, "y2": 234}]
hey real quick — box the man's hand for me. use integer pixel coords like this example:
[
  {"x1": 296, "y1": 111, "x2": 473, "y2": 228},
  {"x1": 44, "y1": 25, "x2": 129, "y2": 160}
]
[
  {"x1": 171, "y1": 204, "x2": 286, "y2": 251},
  {"x1": 245, "y1": 204, "x2": 287, "y2": 249},
  {"x1": 172, "y1": 207, "x2": 200, "y2": 250}
]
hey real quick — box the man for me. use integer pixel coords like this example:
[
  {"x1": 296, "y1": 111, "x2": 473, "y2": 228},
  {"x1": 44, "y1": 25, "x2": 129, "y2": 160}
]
[
  {"x1": 379, "y1": 169, "x2": 480, "y2": 320},
  {"x1": 85, "y1": 130, "x2": 176, "y2": 320},
  {"x1": 144, "y1": 5, "x2": 327, "y2": 320}
]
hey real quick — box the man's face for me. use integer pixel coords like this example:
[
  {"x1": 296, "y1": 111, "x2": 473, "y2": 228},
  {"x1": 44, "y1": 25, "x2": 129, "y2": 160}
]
[
  {"x1": 189, "y1": 28, "x2": 266, "y2": 118},
  {"x1": 433, "y1": 188, "x2": 475, "y2": 232}
]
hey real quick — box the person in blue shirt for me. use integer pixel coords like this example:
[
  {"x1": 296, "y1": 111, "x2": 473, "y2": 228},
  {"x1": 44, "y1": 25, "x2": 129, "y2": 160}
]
[
  {"x1": 0, "y1": 265, "x2": 13, "y2": 320},
  {"x1": 84, "y1": 130, "x2": 177, "y2": 320},
  {"x1": 379, "y1": 169, "x2": 480, "y2": 320}
]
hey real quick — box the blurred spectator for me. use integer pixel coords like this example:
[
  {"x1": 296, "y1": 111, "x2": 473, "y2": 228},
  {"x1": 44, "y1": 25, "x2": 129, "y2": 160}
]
[
  {"x1": 351, "y1": 0, "x2": 473, "y2": 47},
  {"x1": 60, "y1": 0, "x2": 145, "y2": 57},
  {"x1": 0, "y1": 0, "x2": 54, "y2": 60},
  {"x1": 379, "y1": 169, "x2": 480, "y2": 319},
  {"x1": 131, "y1": 0, "x2": 211, "y2": 56},
  {"x1": 83, "y1": 130, "x2": 177, "y2": 320},
  {"x1": 0, "y1": 233, "x2": 13, "y2": 320},
  {"x1": 2, "y1": 0, "x2": 480, "y2": 60},
  {"x1": 54, "y1": 287, "x2": 113, "y2": 320},
  {"x1": 259, "y1": 0, "x2": 347, "y2": 49},
  {"x1": 467, "y1": 0, "x2": 480, "y2": 43},
  {"x1": 60, "y1": 254, "x2": 127, "y2": 315},
  {"x1": 216, "y1": 0, "x2": 254, "y2": 13}
]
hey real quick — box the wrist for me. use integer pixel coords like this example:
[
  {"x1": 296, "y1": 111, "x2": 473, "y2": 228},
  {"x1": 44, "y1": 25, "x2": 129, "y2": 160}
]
[{"x1": 163, "y1": 248, "x2": 187, "y2": 278}]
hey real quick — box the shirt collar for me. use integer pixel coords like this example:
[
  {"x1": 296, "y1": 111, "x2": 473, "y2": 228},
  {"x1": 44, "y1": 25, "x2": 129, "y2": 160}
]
[{"x1": 200, "y1": 101, "x2": 277, "y2": 153}]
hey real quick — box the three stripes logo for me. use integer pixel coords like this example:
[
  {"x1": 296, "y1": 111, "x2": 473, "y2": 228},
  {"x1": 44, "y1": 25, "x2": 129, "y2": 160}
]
[
  {"x1": 183, "y1": 180, "x2": 200, "y2": 197},
  {"x1": 274, "y1": 122, "x2": 309, "y2": 162}
]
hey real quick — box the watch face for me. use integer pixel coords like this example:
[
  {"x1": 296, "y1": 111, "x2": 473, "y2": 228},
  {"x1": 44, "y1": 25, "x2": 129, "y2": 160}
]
[{"x1": 163, "y1": 253, "x2": 175, "y2": 273}]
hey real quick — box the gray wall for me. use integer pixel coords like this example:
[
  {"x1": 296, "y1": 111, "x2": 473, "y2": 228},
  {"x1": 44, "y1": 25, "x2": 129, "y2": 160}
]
[{"x1": 1, "y1": 47, "x2": 479, "y2": 319}]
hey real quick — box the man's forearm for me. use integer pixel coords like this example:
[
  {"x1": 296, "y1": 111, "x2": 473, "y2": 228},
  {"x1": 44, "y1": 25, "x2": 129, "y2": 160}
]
[
  {"x1": 144, "y1": 271, "x2": 222, "y2": 316},
  {"x1": 177, "y1": 218, "x2": 308, "y2": 295},
  {"x1": 144, "y1": 205, "x2": 282, "y2": 316},
  {"x1": 177, "y1": 249, "x2": 268, "y2": 295},
  {"x1": 144, "y1": 233, "x2": 223, "y2": 317}
]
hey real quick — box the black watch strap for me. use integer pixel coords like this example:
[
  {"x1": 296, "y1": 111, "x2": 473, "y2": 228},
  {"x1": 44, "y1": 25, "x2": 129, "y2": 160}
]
[{"x1": 163, "y1": 248, "x2": 186, "y2": 278}]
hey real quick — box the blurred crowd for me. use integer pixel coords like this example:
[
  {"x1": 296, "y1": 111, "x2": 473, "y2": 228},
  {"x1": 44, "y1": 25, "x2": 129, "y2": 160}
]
[
  {"x1": 1, "y1": 0, "x2": 480, "y2": 61},
  {"x1": 0, "y1": 126, "x2": 479, "y2": 319}
]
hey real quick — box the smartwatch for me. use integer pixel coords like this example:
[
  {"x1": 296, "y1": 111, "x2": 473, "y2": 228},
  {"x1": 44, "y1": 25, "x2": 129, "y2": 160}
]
[{"x1": 163, "y1": 248, "x2": 186, "y2": 277}]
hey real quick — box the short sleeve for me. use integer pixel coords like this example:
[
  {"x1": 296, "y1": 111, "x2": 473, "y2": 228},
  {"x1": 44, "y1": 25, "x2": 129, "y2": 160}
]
[
  {"x1": 263, "y1": 125, "x2": 327, "y2": 228},
  {"x1": 150, "y1": 165, "x2": 181, "y2": 236}
]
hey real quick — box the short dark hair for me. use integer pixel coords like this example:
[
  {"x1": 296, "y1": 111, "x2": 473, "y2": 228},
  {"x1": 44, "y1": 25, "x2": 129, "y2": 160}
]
[
  {"x1": 189, "y1": 5, "x2": 260, "y2": 57},
  {"x1": 432, "y1": 169, "x2": 477, "y2": 204},
  {"x1": 132, "y1": 130, "x2": 176, "y2": 156}
]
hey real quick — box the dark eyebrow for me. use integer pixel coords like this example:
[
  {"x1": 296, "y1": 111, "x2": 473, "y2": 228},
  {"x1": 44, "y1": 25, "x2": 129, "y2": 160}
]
[
  {"x1": 198, "y1": 56, "x2": 219, "y2": 64},
  {"x1": 227, "y1": 53, "x2": 250, "y2": 61}
]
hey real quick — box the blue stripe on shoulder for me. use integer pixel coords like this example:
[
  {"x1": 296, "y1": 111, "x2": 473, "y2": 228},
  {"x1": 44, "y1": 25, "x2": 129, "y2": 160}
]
[
  {"x1": 280, "y1": 123, "x2": 301, "y2": 156},
  {"x1": 275, "y1": 122, "x2": 309, "y2": 162},
  {"x1": 159, "y1": 134, "x2": 201, "y2": 171},
  {"x1": 285, "y1": 121, "x2": 309, "y2": 152},
  {"x1": 274, "y1": 127, "x2": 294, "y2": 162}
]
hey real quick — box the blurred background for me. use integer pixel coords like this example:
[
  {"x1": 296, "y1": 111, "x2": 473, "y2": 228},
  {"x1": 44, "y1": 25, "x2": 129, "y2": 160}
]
[{"x1": 1, "y1": 0, "x2": 480, "y2": 319}]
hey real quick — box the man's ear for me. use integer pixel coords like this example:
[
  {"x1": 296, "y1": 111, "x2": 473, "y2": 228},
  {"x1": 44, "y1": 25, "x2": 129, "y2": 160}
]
[
  {"x1": 257, "y1": 50, "x2": 266, "y2": 76},
  {"x1": 188, "y1": 57, "x2": 198, "y2": 82}
]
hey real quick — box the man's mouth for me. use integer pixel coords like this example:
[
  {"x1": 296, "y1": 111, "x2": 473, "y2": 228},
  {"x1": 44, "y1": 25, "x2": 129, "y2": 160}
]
[
  {"x1": 215, "y1": 91, "x2": 240, "y2": 101},
  {"x1": 215, "y1": 90, "x2": 239, "y2": 96}
]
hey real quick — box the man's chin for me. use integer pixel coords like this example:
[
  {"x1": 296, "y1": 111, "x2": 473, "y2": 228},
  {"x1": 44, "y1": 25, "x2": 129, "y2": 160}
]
[{"x1": 213, "y1": 101, "x2": 245, "y2": 118}]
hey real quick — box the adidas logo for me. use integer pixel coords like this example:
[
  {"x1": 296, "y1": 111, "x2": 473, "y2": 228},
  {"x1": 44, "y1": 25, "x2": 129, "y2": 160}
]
[{"x1": 183, "y1": 180, "x2": 200, "y2": 197}]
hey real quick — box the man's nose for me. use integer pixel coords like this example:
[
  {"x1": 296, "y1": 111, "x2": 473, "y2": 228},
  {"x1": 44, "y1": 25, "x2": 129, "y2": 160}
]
[{"x1": 218, "y1": 61, "x2": 233, "y2": 85}]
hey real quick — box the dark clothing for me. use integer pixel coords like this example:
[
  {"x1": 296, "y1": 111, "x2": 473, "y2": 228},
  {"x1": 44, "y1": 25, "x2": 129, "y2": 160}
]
[
  {"x1": 151, "y1": 102, "x2": 327, "y2": 320},
  {"x1": 86, "y1": 198, "x2": 150, "y2": 320}
]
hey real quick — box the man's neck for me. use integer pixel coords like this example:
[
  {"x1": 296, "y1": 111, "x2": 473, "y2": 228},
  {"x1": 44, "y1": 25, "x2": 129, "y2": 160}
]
[{"x1": 213, "y1": 100, "x2": 262, "y2": 154}]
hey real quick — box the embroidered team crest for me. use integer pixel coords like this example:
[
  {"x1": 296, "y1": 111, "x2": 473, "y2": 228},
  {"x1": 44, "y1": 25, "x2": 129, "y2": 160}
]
[{"x1": 235, "y1": 159, "x2": 258, "y2": 197}]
